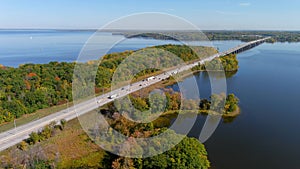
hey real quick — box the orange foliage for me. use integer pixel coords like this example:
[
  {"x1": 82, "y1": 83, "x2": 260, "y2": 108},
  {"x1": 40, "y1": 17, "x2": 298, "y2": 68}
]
[
  {"x1": 27, "y1": 72, "x2": 37, "y2": 77},
  {"x1": 95, "y1": 87, "x2": 101, "y2": 94},
  {"x1": 55, "y1": 76, "x2": 61, "y2": 81}
]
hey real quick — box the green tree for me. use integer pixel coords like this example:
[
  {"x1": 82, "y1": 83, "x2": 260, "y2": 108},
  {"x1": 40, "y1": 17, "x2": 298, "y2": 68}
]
[
  {"x1": 28, "y1": 132, "x2": 40, "y2": 145},
  {"x1": 142, "y1": 137, "x2": 210, "y2": 169},
  {"x1": 225, "y1": 94, "x2": 239, "y2": 113},
  {"x1": 40, "y1": 125, "x2": 52, "y2": 140},
  {"x1": 2, "y1": 99, "x2": 27, "y2": 118}
]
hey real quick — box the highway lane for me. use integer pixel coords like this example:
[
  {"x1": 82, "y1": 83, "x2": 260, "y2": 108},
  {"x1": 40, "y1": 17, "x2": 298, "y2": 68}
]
[{"x1": 0, "y1": 37, "x2": 270, "y2": 152}]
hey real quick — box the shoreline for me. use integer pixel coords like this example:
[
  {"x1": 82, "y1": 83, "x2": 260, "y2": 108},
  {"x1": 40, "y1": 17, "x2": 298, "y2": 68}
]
[{"x1": 132, "y1": 69, "x2": 241, "y2": 118}]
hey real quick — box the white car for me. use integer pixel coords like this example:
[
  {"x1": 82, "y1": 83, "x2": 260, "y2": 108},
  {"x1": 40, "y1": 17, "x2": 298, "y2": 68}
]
[{"x1": 108, "y1": 94, "x2": 118, "y2": 99}]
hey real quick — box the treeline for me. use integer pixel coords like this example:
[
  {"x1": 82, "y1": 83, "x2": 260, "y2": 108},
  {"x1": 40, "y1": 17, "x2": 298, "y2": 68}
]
[
  {"x1": 0, "y1": 45, "x2": 216, "y2": 124},
  {"x1": 112, "y1": 90, "x2": 181, "y2": 121},
  {"x1": 200, "y1": 93, "x2": 239, "y2": 115},
  {"x1": 122, "y1": 31, "x2": 300, "y2": 42},
  {"x1": 192, "y1": 53, "x2": 239, "y2": 72},
  {"x1": 110, "y1": 89, "x2": 239, "y2": 119},
  {"x1": 124, "y1": 32, "x2": 263, "y2": 42},
  {"x1": 205, "y1": 31, "x2": 300, "y2": 43}
]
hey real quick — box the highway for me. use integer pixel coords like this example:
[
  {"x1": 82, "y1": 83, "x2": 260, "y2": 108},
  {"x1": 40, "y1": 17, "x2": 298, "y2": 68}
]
[{"x1": 0, "y1": 37, "x2": 270, "y2": 152}]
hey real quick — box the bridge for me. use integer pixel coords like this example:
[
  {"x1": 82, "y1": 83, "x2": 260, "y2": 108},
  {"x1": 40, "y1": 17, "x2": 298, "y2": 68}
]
[
  {"x1": 0, "y1": 37, "x2": 270, "y2": 152},
  {"x1": 220, "y1": 37, "x2": 271, "y2": 56}
]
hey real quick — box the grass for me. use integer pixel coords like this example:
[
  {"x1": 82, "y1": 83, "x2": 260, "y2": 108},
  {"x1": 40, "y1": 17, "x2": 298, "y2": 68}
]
[
  {"x1": 0, "y1": 117, "x2": 107, "y2": 169},
  {"x1": 47, "y1": 119, "x2": 105, "y2": 168}
]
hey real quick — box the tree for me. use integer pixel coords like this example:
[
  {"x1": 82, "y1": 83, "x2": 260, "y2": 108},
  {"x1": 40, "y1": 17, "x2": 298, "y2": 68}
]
[
  {"x1": 0, "y1": 107, "x2": 14, "y2": 123},
  {"x1": 225, "y1": 94, "x2": 239, "y2": 113},
  {"x1": 28, "y1": 132, "x2": 40, "y2": 145},
  {"x1": 39, "y1": 125, "x2": 52, "y2": 140},
  {"x1": 142, "y1": 137, "x2": 210, "y2": 169},
  {"x1": 2, "y1": 99, "x2": 27, "y2": 118}
]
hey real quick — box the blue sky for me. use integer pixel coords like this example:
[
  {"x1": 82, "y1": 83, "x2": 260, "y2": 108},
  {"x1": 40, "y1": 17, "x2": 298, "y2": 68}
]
[{"x1": 0, "y1": 0, "x2": 299, "y2": 30}]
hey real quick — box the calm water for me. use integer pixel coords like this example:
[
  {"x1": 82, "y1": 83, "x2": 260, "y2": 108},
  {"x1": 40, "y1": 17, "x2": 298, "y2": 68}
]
[
  {"x1": 0, "y1": 29, "x2": 241, "y2": 67},
  {"x1": 168, "y1": 42, "x2": 300, "y2": 169},
  {"x1": 0, "y1": 30, "x2": 182, "y2": 67},
  {"x1": 1, "y1": 30, "x2": 298, "y2": 168}
]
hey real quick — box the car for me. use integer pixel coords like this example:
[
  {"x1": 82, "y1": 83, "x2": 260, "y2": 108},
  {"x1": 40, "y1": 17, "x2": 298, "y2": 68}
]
[{"x1": 108, "y1": 94, "x2": 118, "y2": 99}]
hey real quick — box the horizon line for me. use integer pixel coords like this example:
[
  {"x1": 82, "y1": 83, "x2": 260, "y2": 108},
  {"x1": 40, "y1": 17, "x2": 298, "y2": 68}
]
[{"x1": 0, "y1": 28, "x2": 300, "y2": 32}]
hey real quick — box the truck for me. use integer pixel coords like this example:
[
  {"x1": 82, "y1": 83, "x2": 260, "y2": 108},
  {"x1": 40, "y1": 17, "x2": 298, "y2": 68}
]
[{"x1": 108, "y1": 94, "x2": 118, "y2": 99}]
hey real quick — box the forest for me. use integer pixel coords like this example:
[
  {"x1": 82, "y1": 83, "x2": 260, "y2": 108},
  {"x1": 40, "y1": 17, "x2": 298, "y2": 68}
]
[{"x1": 0, "y1": 44, "x2": 217, "y2": 124}]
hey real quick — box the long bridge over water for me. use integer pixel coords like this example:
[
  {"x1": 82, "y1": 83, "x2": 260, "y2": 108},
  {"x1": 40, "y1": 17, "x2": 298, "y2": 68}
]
[
  {"x1": 202, "y1": 37, "x2": 271, "y2": 64},
  {"x1": 0, "y1": 37, "x2": 270, "y2": 152},
  {"x1": 221, "y1": 37, "x2": 271, "y2": 56}
]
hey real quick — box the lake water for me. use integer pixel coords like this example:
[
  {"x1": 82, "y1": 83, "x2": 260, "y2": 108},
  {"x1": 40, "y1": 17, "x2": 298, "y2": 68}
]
[
  {"x1": 168, "y1": 42, "x2": 300, "y2": 169},
  {"x1": 0, "y1": 30, "x2": 182, "y2": 67},
  {"x1": 1, "y1": 30, "x2": 299, "y2": 169},
  {"x1": 0, "y1": 29, "x2": 240, "y2": 67}
]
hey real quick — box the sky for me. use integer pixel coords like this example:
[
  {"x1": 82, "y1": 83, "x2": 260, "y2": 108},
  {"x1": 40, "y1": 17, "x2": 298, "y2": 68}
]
[{"x1": 0, "y1": 0, "x2": 299, "y2": 30}]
